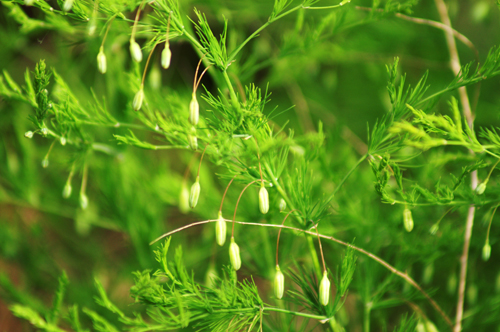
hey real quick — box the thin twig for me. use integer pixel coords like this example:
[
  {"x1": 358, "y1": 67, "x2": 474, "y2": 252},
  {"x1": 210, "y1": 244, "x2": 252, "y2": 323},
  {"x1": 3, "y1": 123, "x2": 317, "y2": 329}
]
[
  {"x1": 231, "y1": 180, "x2": 259, "y2": 237},
  {"x1": 434, "y1": 1, "x2": 477, "y2": 331},
  {"x1": 276, "y1": 209, "x2": 299, "y2": 265},
  {"x1": 219, "y1": 176, "x2": 236, "y2": 213},
  {"x1": 149, "y1": 219, "x2": 453, "y2": 327}
]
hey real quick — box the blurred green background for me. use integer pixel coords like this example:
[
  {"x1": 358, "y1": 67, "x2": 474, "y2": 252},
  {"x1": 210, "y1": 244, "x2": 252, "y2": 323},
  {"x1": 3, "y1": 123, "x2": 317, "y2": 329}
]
[{"x1": 1, "y1": 0, "x2": 500, "y2": 331}]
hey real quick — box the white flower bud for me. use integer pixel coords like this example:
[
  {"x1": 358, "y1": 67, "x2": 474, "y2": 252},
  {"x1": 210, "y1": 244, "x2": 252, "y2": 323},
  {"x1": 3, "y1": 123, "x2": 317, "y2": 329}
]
[
  {"x1": 24, "y1": 131, "x2": 34, "y2": 138},
  {"x1": 403, "y1": 207, "x2": 413, "y2": 232},
  {"x1": 129, "y1": 39, "x2": 143, "y2": 63},
  {"x1": 188, "y1": 128, "x2": 198, "y2": 150},
  {"x1": 24, "y1": 0, "x2": 35, "y2": 5},
  {"x1": 42, "y1": 158, "x2": 49, "y2": 168},
  {"x1": 429, "y1": 223, "x2": 439, "y2": 235},
  {"x1": 259, "y1": 185, "x2": 269, "y2": 214},
  {"x1": 161, "y1": 44, "x2": 172, "y2": 69},
  {"x1": 319, "y1": 271, "x2": 331, "y2": 306},
  {"x1": 189, "y1": 176, "x2": 201, "y2": 209},
  {"x1": 179, "y1": 184, "x2": 190, "y2": 214},
  {"x1": 97, "y1": 47, "x2": 107, "y2": 74},
  {"x1": 189, "y1": 92, "x2": 199, "y2": 125},
  {"x1": 133, "y1": 87, "x2": 144, "y2": 111},
  {"x1": 60, "y1": 136, "x2": 67, "y2": 146},
  {"x1": 63, "y1": 0, "x2": 74, "y2": 12},
  {"x1": 483, "y1": 242, "x2": 491, "y2": 261},
  {"x1": 229, "y1": 237, "x2": 241, "y2": 271},
  {"x1": 274, "y1": 265, "x2": 285, "y2": 299},
  {"x1": 279, "y1": 198, "x2": 286, "y2": 212},
  {"x1": 62, "y1": 182, "x2": 72, "y2": 199},
  {"x1": 79, "y1": 192, "x2": 88, "y2": 209},
  {"x1": 41, "y1": 127, "x2": 48, "y2": 136},
  {"x1": 216, "y1": 211, "x2": 227, "y2": 246},
  {"x1": 476, "y1": 181, "x2": 487, "y2": 195}
]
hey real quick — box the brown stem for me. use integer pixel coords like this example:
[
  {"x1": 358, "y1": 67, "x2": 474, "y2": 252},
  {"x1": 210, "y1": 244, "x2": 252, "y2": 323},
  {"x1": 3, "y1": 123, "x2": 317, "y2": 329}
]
[
  {"x1": 196, "y1": 144, "x2": 209, "y2": 178},
  {"x1": 183, "y1": 152, "x2": 198, "y2": 182},
  {"x1": 276, "y1": 209, "x2": 299, "y2": 265},
  {"x1": 219, "y1": 176, "x2": 236, "y2": 212},
  {"x1": 434, "y1": 1, "x2": 477, "y2": 330},
  {"x1": 149, "y1": 219, "x2": 453, "y2": 327},
  {"x1": 315, "y1": 225, "x2": 326, "y2": 273},
  {"x1": 195, "y1": 65, "x2": 213, "y2": 91},
  {"x1": 141, "y1": 43, "x2": 158, "y2": 86},
  {"x1": 231, "y1": 180, "x2": 259, "y2": 237},
  {"x1": 131, "y1": 0, "x2": 146, "y2": 41},
  {"x1": 193, "y1": 56, "x2": 206, "y2": 93}
]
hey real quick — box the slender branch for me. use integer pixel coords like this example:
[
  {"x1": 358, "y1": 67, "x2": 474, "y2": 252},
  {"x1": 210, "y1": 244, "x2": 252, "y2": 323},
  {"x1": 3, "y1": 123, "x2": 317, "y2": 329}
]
[
  {"x1": 141, "y1": 42, "x2": 158, "y2": 86},
  {"x1": 315, "y1": 226, "x2": 326, "y2": 272},
  {"x1": 219, "y1": 176, "x2": 236, "y2": 212},
  {"x1": 231, "y1": 180, "x2": 259, "y2": 237},
  {"x1": 434, "y1": 1, "x2": 476, "y2": 331},
  {"x1": 197, "y1": 144, "x2": 209, "y2": 178},
  {"x1": 149, "y1": 219, "x2": 452, "y2": 327},
  {"x1": 355, "y1": 6, "x2": 478, "y2": 59},
  {"x1": 485, "y1": 206, "x2": 498, "y2": 243},
  {"x1": 276, "y1": 209, "x2": 299, "y2": 265},
  {"x1": 263, "y1": 307, "x2": 327, "y2": 320}
]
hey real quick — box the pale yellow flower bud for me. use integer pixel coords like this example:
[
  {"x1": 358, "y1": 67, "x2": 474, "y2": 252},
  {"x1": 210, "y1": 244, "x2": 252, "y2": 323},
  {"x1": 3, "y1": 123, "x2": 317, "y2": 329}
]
[
  {"x1": 274, "y1": 265, "x2": 285, "y2": 299},
  {"x1": 229, "y1": 237, "x2": 241, "y2": 271},
  {"x1": 215, "y1": 211, "x2": 227, "y2": 246},
  {"x1": 63, "y1": 0, "x2": 74, "y2": 12},
  {"x1": 97, "y1": 47, "x2": 107, "y2": 74},
  {"x1": 129, "y1": 39, "x2": 143, "y2": 63},
  {"x1": 319, "y1": 271, "x2": 330, "y2": 306},
  {"x1": 403, "y1": 207, "x2": 413, "y2": 232},
  {"x1": 279, "y1": 198, "x2": 286, "y2": 212},
  {"x1": 189, "y1": 176, "x2": 201, "y2": 209},
  {"x1": 133, "y1": 86, "x2": 144, "y2": 111},
  {"x1": 161, "y1": 44, "x2": 172, "y2": 69},
  {"x1": 483, "y1": 242, "x2": 491, "y2": 261},
  {"x1": 189, "y1": 92, "x2": 199, "y2": 125},
  {"x1": 259, "y1": 184, "x2": 269, "y2": 214}
]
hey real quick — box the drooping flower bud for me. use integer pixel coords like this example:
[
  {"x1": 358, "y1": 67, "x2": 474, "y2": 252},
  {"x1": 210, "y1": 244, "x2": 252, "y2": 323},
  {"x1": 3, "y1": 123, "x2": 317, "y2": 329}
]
[
  {"x1": 129, "y1": 39, "x2": 143, "y2": 63},
  {"x1": 24, "y1": 131, "x2": 33, "y2": 138},
  {"x1": 188, "y1": 127, "x2": 198, "y2": 150},
  {"x1": 24, "y1": 0, "x2": 35, "y2": 5},
  {"x1": 60, "y1": 136, "x2": 67, "y2": 146},
  {"x1": 403, "y1": 207, "x2": 414, "y2": 232},
  {"x1": 204, "y1": 265, "x2": 218, "y2": 288},
  {"x1": 424, "y1": 320, "x2": 439, "y2": 332},
  {"x1": 63, "y1": 0, "x2": 74, "y2": 12},
  {"x1": 179, "y1": 183, "x2": 190, "y2": 214},
  {"x1": 189, "y1": 92, "x2": 199, "y2": 126},
  {"x1": 447, "y1": 272, "x2": 457, "y2": 295},
  {"x1": 42, "y1": 157, "x2": 49, "y2": 168},
  {"x1": 62, "y1": 182, "x2": 72, "y2": 199},
  {"x1": 274, "y1": 265, "x2": 285, "y2": 299},
  {"x1": 429, "y1": 223, "x2": 439, "y2": 235},
  {"x1": 259, "y1": 184, "x2": 269, "y2": 214},
  {"x1": 97, "y1": 47, "x2": 107, "y2": 74},
  {"x1": 476, "y1": 181, "x2": 487, "y2": 195},
  {"x1": 482, "y1": 242, "x2": 491, "y2": 261},
  {"x1": 279, "y1": 198, "x2": 286, "y2": 212},
  {"x1": 229, "y1": 237, "x2": 241, "y2": 271},
  {"x1": 41, "y1": 127, "x2": 48, "y2": 136},
  {"x1": 422, "y1": 263, "x2": 434, "y2": 285},
  {"x1": 319, "y1": 271, "x2": 330, "y2": 306},
  {"x1": 80, "y1": 192, "x2": 88, "y2": 209},
  {"x1": 161, "y1": 44, "x2": 172, "y2": 69},
  {"x1": 133, "y1": 86, "x2": 144, "y2": 111},
  {"x1": 215, "y1": 211, "x2": 227, "y2": 246},
  {"x1": 189, "y1": 176, "x2": 201, "y2": 209}
]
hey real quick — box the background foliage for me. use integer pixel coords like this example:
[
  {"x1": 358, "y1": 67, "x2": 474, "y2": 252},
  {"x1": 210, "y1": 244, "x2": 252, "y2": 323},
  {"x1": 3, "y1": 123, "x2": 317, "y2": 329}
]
[{"x1": 1, "y1": 0, "x2": 500, "y2": 331}]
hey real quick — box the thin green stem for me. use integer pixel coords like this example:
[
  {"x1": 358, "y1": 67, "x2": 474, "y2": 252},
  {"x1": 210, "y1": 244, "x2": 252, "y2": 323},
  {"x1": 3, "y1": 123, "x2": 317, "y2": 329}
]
[
  {"x1": 222, "y1": 70, "x2": 240, "y2": 111},
  {"x1": 327, "y1": 153, "x2": 367, "y2": 201},
  {"x1": 486, "y1": 205, "x2": 498, "y2": 243},
  {"x1": 263, "y1": 307, "x2": 328, "y2": 320}
]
